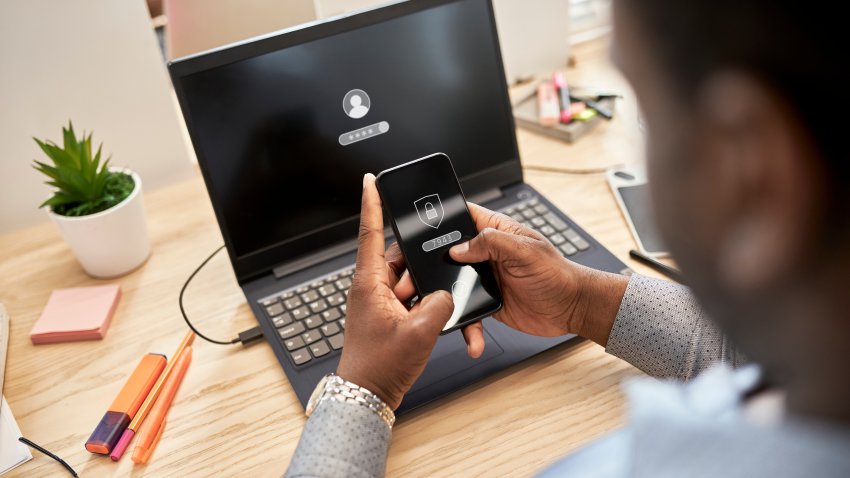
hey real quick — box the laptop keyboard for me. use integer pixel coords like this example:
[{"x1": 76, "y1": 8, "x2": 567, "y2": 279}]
[{"x1": 258, "y1": 196, "x2": 591, "y2": 367}]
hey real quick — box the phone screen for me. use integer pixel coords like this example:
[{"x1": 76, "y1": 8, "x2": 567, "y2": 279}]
[
  {"x1": 617, "y1": 184, "x2": 667, "y2": 255},
  {"x1": 376, "y1": 153, "x2": 502, "y2": 333}
]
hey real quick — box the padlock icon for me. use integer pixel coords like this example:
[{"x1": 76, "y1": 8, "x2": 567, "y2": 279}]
[{"x1": 425, "y1": 202, "x2": 438, "y2": 220}]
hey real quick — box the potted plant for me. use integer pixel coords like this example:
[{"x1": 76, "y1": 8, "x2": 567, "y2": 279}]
[{"x1": 33, "y1": 122, "x2": 151, "y2": 278}]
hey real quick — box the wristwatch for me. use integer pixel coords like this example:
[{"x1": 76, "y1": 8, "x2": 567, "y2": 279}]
[{"x1": 306, "y1": 373, "x2": 396, "y2": 429}]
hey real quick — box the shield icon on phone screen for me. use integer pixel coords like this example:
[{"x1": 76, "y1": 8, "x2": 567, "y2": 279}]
[{"x1": 414, "y1": 194, "x2": 444, "y2": 229}]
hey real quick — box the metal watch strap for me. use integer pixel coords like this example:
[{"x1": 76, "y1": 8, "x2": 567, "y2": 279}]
[{"x1": 313, "y1": 374, "x2": 396, "y2": 428}]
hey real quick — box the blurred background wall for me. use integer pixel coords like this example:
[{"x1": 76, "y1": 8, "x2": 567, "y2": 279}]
[
  {"x1": 0, "y1": 0, "x2": 610, "y2": 234},
  {"x1": 0, "y1": 0, "x2": 196, "y2": 233}
]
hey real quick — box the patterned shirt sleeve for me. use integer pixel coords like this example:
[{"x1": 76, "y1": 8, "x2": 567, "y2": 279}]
[
  {"x1": 285, "y1": 399, "x2": 391, "y2": 478},
  {"x1": 605, "y1": 274, "x2": 746, "y2": 380}
]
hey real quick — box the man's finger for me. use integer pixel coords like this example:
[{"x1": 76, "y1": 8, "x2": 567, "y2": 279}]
[
  {"x1": 449, "y1": 227, "x2": 524, "y2": 263},
  {"x1": 462, "y1": 322, "x2": 485, "y2": 359},
  {"x1": 355, "y1": 173, "x2": 388, "y2": 281},
  {"x1": 385, "y1": 242, "x2": 406, "y2": 288},
  {"x1": 410, "y1": 290, "x2": 454, "y2": 336},
  {"x1": 393, "y1": 271, "x2": 416, "y2": 302}
]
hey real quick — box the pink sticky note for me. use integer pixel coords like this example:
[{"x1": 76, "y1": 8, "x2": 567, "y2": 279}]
[{"x1": 30, "y1": 285, "x2": 121, "y2": 344}]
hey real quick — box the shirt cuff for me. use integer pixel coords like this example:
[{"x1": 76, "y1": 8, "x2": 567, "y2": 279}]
[
  {"x1": 605, "y1": 274, "x2": 706, "y2": 379},
  {"x1": 285, "y1": 399, "x2": 392, "y2": 478}
]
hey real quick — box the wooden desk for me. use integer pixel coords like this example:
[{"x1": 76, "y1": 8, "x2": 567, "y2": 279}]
[{"x1": 0, "y1": 39, "x2": 662, "y2": 477}]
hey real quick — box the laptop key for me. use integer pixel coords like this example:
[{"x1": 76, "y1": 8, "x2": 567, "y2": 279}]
[
  {"x1": 342, "y1": 268, "x2": 355, "y2": 277},
  {"x1": 272, "y1": 313, "x2": 293, "y2": 328},
  {"x1": 510, "y1": 213, "x2": 524, "y2": 222},
  {"x1": 301, "y1": 290, "x2": 319, "y2": 303},
  {"x1": 522, "y1": 209, "x2": 536, "y2": 219},
  {"x1": 303, "y1": 315, "x2": 323, "y2": 329},
  {"x1": 564, "y1": 228, "x2": 582, "y2": 243},
  {"x1": 283, "y1": 336, "x2": 305, "y2": 351},
  {"x1": 549, "y1": 233, "x2": 566, "y2": 246},
  {"x1": 279, "y1": 322, "x2": 306, "y2": 340},
  {"x1": 296, "y1": 285, "x2": 310, "y2": 294},
  {"x1": 320, "y1": 322, "x2": 340, "y2": 337},
  {"x1": 573, "y1": 238, "x2": 591, "y2": 251},
  {"x1": 531, "y1": 217, "x2": 546, "y2": 227},
  {"x1": 322, "y1": 308, "x2": 342, "y2": 322},
  {"x1": 302, "y1": 329, "x2": 322, "y2": 345},
  {"x1": 335, "y1": 277, "x2": 352, "y2": 290},
  {"x1": 290, "y1": 348, "x2": 311, "y2": 365},
  {"x1": 309, "y1": 299, "x2": 328, "y2": 314},
  {"x1": 265, "y1": 302, "x2": 284, "y2": 317},
  {"x1": 533, "y1": 204, "x2": 549, "y2": 215},
  {"x1": 318, "y1": 284, "x2": 336, "y2": 297},
  {"x1": 560, "y1": 243, "x2": 578, "y2": 256},
  {"x1": 539, "y1": 225, "x2": 555, "y2": 236},
  {"x1": 280, "y1": 290, "x2": 295, "y2": 300},
  {"x1": 543, "y1": 213, "x2": 568, "y2": 231},
  {"x1": 328, "y1": 333, "x2": 344, "y2": 350},
  {"x1": 340, "y1": 304, "x2": 347, "y2": 315},
  {"x1": 528, "y1": 198, "x2": 539, "y2": 206},
  {"x1": 339, "y1": 318, "x2": 346, "y2": 329},
  {"x1": 283, "y1": 296, "x2": 302, "y2": 309},
  {"x1": 326, "y1": 292, "x2": 345, "y2": 307},
  {"x1": 309, "y1": 340, "x2": 331, "y2": 358},
  {"x1": 291, "y1": 305, "x2": 309, "y2": 320}
]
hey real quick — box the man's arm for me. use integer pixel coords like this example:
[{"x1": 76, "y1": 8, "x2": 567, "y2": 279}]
[
  {"x1": 285, "y1": 400, "x2": 390, "y2": 478},
  {"x1": 605, "y1": 274, "x2": 746, "y2": 380}
]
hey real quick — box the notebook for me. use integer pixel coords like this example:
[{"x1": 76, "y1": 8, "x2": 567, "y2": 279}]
[
  {"x1": 1, "y1": 304, "x2": 33, "y2": 475},
  {"x1": 29, "y1": 285, "x2": 121, "y2": 344}
]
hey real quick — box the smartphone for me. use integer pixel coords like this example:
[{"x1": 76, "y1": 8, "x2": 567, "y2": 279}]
[
  {"x1": 376, "y1": 153, "x2": 502, "y2": 334},
  {"x1": 606, "y1": 165, "x2": 669, "y2": 257}
]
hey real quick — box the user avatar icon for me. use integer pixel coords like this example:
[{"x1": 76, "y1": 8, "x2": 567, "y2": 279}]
[{"x1": 343, "y1": 89, "x2": 371, "y2": 119}]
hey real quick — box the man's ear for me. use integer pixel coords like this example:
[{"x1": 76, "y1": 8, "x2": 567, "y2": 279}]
[{"x1": 694, "y1": 72, "x2": 824, "y2": 294}]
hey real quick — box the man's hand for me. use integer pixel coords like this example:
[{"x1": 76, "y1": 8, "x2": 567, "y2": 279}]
[
  {"x1": 450, "y1": 204, "x2": 629, "y2": 357},
  {"x1": 337, "y1": 174, "x2": 455, "y2": 410}
]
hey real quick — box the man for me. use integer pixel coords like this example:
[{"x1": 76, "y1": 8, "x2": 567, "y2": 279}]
[{"x1": 285, "y1": 0, "x2": 850, "y2": 476}]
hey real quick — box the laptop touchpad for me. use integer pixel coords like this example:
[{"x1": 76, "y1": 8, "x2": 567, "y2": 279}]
[{"x1": 408, "y1": 323, "x2": 504, "y2": 394}]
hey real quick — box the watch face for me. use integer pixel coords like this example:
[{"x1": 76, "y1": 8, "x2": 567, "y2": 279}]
[{"x1": 306, "y1": 374, "x2": 332, "y2": 416}]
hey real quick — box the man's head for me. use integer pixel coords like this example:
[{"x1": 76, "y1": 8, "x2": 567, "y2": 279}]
[{"x1": 611, "y1": 0, "x2": 850, "y2": 419}]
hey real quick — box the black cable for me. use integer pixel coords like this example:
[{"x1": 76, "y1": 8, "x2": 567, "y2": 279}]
[
  {"x1": 523, "y1": 164, "x2": 625, "y2": 175},
  {"x1": 18, "y1": 437, "x2": 78, "y2": 477},
  {"x1": 179, "y1": 245, "x2": 264, "y2": 346}
]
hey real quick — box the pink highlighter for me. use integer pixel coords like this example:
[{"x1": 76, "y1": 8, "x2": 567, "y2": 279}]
[{"x1": 553, "y1": 72, "x2": 572, "y2": 123}]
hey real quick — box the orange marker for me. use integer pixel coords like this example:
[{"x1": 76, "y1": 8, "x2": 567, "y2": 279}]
[
  {"x1": 110, "y1": 330, "x2": 195, "y2": 461},
  {"x1": 132, "y1": 345, "x2": 192, "y2": 464},
  {"x1": 85, "y1": 353, "x2": 167, "y2": 454}
]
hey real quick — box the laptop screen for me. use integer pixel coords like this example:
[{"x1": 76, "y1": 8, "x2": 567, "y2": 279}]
[{"x1": 172, "y1": 0, "x2": 519, "y2": 273}]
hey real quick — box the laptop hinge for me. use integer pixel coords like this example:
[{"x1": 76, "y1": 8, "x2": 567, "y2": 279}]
[
  {"x1": 271, "y1": 228, "x2": 395, "y2": 279},
  {"x1": 272, "y1": 238, "x2": 359, "y2": 279},
  {"x1": 468, "y1": 187, "x2": 503, "y2": 205}
]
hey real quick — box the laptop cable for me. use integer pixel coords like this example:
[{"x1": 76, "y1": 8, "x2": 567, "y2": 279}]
[{"x1": 179, "y1": 245, "x2": 265, "y2": 346}]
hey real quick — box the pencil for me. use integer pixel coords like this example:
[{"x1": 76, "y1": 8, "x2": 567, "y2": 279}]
[{"x1": 629, "y1": 249, "x2": 684, "y2": 283}]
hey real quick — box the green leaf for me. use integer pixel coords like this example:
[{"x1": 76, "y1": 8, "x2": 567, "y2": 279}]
[{"x1": 32, "y1": 121, "x2": 119, "y2": 215}]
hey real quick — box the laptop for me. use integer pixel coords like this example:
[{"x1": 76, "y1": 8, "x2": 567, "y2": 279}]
[{"x1": 168, "y1": 0, "x2": 628, "y2": 414}]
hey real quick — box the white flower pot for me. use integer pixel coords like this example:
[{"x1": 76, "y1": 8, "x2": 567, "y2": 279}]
[{"x1": 47, "y1": 169, "x2": 151, "y2": 278}]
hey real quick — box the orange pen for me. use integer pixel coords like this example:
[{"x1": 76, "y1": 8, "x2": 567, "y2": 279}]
[
  {"x1": 132, "y1": 345, "x2": 192, "y2": 464},
  {"x1": 85, "y1": 353, "x2": 167, "y2": 454},
  {"x1": 110, "y1": 330, "x2": 195, "y2": 461}
]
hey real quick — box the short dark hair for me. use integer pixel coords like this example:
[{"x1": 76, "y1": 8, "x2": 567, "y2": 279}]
[{"x1": 624, "y1": 0, "x2": 847, "y2": 224}]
